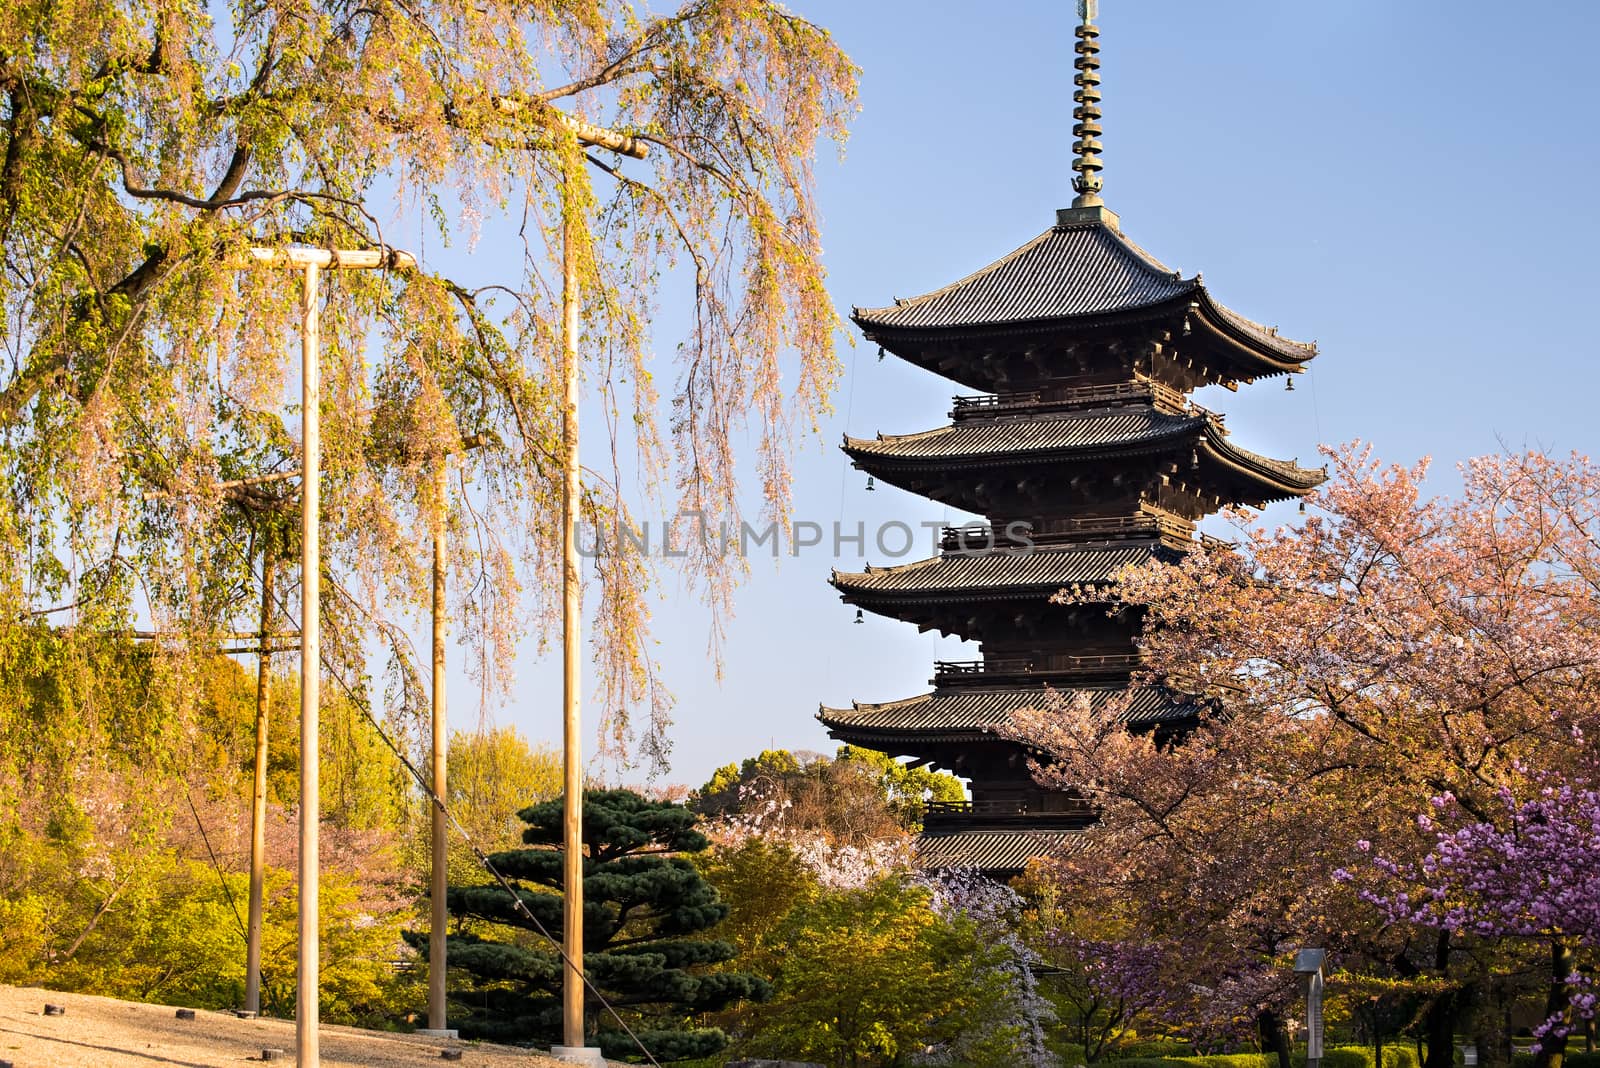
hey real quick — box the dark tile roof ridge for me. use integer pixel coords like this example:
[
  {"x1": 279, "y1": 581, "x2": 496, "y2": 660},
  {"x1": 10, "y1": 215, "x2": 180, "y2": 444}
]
[
  {"x1": 852, "y1": 221, "x2": 1199, "y2": 331},
  {"x1": 918, "y1": 828, "x2": 1086, "y2": 841},
  {"x1": 852, "y1": 226, "x2": 1057, "y2": 324},
  {"x1": 842, "y1": 425, "x2": 950, "y2": 449},
  {"x1": 843, "y1": 540, "x2": 1158, "y2": 576},
  {"x1": 845, "y1": 406, "x2": 1205, "y2": 459},
  {"x1": 913, "y1": 828, "x2": 1092, "y2": 871},
  {"x1": 832, "y1": 554, "x2": 946, "y2": 583},
  {"x1": 1195, "y1": 288, "x2": 1317, "y2": 360},
  {"x1": 1086, "y1": 221, "x2": 1182, "y2": 279},
  {"x1": 1205, "y1": 430, "x2": 1329, "y2": 488},
  {"x1": 817, "y1": 691, "x2": 934, "y2": 720}
]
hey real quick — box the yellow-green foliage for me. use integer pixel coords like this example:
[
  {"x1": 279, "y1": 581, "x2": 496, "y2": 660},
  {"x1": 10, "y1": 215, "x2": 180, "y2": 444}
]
[
  {"x1": 1114, "y1": 1049, "x2": 1422, "y2": 1068},
  {"x1": 0, "y1": 823, "x2": 413, "y2": 1023},
  {"x1": 420, "y1": 726, "x2": 562, "y2": 886},
  {"x1": 695, "y1": 745, "x2": 965, "y2": 835},
  {"x1": 0, "y1": 626, "x2": 417, "y2": 1022},
  {"x1": 697, "y1": 840, "x2": 1028, "y2": 1068}
]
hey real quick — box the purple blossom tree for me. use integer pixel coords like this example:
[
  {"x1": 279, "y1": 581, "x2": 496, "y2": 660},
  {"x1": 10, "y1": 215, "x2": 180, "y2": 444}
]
[
  {"x1": 1356, "y1": 774, "x2": 1600, "y2": 1068},
  {"x1": 1041, "y1": 933, "x2": 1166, "y2": 1060}
]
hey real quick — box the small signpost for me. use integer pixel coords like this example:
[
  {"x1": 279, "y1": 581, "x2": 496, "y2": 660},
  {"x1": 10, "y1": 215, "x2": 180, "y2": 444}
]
[{"x1": 1295, "y1": 948, "x2": 1327, "y2": 1068}]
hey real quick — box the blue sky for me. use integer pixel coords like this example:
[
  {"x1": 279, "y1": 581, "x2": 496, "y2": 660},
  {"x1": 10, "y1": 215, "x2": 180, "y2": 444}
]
[{"x1": 468, "y1": 0, "x2": 1600, "y2": 788}]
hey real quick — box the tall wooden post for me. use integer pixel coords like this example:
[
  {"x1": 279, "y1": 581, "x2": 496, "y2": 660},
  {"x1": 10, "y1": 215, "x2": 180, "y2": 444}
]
[
  {"x1": 232, "y1": 245, "x2": 414, "y2": 1068},
  {"x1": 427, "y1": 462, "x2": 450, "y2": 1032},
  {"x1": 542, "y1": 118, "x2": 643, "y2": 1068},
  {"x1": 558, "y1": 186, "x2": 590, "y2": 1059},
  {"x1": 245, "y1": 538, "x2": 276, "y2": 1016},
  {"x1": 296, "y1": 261, "x2": 322, "y2": 1068}
]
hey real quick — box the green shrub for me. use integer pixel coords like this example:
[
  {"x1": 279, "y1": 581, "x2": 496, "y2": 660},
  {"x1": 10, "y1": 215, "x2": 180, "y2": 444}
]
[
  {"x1": 1108, "y1": 1046, "x2": 1421, "y2": 1068},
  {"x1": 1118, "y1": 1041, "x2": 1200, "y2": 1059},
  {"x1": 1513, "y1": 1055, "x2": 1600, "y2": 1068}
]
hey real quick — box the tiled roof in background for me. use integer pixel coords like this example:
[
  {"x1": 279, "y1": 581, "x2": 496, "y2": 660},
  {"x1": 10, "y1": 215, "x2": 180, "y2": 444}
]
[
  {"x1": 852, "y1": 219, "x2": 1315, "y2": 363},
  {"x1": 832, "y1": 543, "x2": 1162, "y2": 594},
  {"x1": 845, "y1": 406, "x2": 1202, "y2": 460},
  {"x1": 819, "y1": 686, "x2": 1198, "y2": 734},
  {"x1": 915, "y1": 829, "x2": 1089, "y2": 872},
  {"x1": 854, "y1": 223, "x2": 1193, "y2": 330}
]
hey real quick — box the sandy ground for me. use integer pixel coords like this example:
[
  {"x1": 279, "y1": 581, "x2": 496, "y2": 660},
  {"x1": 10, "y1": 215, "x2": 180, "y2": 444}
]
[{"x1": 0, "y1": 984, "x2": 616, "y2": 1067}]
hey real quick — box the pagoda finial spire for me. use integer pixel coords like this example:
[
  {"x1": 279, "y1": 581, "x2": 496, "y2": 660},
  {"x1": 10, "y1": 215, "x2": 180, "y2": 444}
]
[{"x1": 1071, "y1": 0, "x2": 1105, "y2": 208}]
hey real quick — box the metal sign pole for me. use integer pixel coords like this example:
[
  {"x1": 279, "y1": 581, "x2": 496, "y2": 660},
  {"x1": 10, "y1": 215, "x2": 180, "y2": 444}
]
[{"x1": 1295, "y1": 947, "x2": 1327, "y2": 1068}]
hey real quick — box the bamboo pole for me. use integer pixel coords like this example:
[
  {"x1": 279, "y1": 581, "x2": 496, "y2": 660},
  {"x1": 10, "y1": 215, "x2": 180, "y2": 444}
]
[
  {"x1": 244, "y1": 540, "x2": 276, "y2": 1016},
  {"x1": 427, "y1": 462, "x2": 449, "y2": 1032},
  {"x1": 296, "y1": 260, "x2": 322, "y2": 1068},
  {"x1": 418, "y1": 433, "x2": 491, "y2": 1039}
]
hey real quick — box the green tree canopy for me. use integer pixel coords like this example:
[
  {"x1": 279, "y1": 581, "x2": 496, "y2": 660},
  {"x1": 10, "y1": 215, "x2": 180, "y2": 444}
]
[
  {"x1": 694, "y1": 745, "x2": 963, "y2": 837},
  {"x1": 417, "y1": 726, "x2": 562, "y2": 885},
  {"x1": 735, "y1": 876, "x2": 1022, "y2": 1067},
  {"x1": 0, "y1": 0, "x2": 857, "y2": 768}
]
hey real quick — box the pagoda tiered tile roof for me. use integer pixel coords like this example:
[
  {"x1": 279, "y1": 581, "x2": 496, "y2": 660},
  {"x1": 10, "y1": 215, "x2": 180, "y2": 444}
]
[
  {"x1": 846, "y1": 406, "x2": 1201, "y2": 459},
  {"x1": 844, "y1": 405, "x2": 1327, "y2": 500},
  {"x1": 854, "y1": 223, "x2": 1190, "y2": 329},
  {"x1": 824, "y1": 7, "x2": 1323, "y2": 875},
  {"x1": 852, "y1": 217, "x2": 1315, "y2": 367},
  {"x1": 831, "y1": 543, "x2": 1163, "y2": 598},
  {"x1": 915, "y1": 828, "x2": 1089, "y2": 873},
  {"x1": 818, "y1": 686, "x2": 1198, "y2": 740}
]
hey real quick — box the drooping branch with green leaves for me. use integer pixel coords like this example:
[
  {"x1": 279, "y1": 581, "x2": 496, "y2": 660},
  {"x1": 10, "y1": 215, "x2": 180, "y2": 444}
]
[{"x1": 0, "y1": 0, "x2": 858, "y2": 777}]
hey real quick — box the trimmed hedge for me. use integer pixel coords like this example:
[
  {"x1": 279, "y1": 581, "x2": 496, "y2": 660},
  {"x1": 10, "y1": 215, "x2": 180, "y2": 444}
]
[
  {"x1": 1110, "y1": 1046, "x2": 1421, "y2": 1068},
  {"x1": 1512, "y1": 1055, "x2": 1600, "y2": 1068}
]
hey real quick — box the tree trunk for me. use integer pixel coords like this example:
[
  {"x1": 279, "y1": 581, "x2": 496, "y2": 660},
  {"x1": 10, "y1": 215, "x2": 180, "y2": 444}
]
[
  {"x1": 1472, "y1": 984, "x2": 1510, "y2": 1068},
  {"x1": 1423, "y1": 930, "x2": 1460, "y2": 1068},
  {"x1": 1533, "y1": 941, "x2": 1573, "y2": 1068},
  {"x1": 1259, "y1": 1008, "x2": 1292, "y2": 1068}
]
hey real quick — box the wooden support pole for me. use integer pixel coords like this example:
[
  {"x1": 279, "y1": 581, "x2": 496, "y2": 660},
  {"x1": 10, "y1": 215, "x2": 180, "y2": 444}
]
[
  {"x1": 427, "y1": 462, "x2": 449, "y2": 1032},
  {"x1": 296, "y1": 261, "x2": 322, "y2": 1068},
  {"x1": 245, "y1": 540, "x2": 276, "y2": 1015},
  {"x1": 228, "y1": 243, "x2": 413, "y2": 1068},
  {"x1": 559, "y1": 184, "x2": 588, "y2": 1056}
]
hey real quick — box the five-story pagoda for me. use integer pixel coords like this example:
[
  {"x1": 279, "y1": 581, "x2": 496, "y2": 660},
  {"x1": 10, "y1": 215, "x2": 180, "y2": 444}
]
[{"x1": 818, "y1": 1, "x2": 1326, "y2": 876}]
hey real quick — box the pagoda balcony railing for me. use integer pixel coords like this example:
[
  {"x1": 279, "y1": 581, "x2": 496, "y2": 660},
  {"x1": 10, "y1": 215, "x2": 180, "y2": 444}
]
[
  {"x1": 950, "y1": 389, "x2": 1043, "y2": 419},
  {"x1": 922, "y1": 798, "x2": 1096, "y2": 832},
  {"x1": 932, "y1": 653, "x2": 1141, "y2": 683},
  {"x1": 940, "y1": 514, "x2": 1194, "y2": 552},
  {"x1": 950, "y1": 377, "x2": 1225, "y2": 426}
]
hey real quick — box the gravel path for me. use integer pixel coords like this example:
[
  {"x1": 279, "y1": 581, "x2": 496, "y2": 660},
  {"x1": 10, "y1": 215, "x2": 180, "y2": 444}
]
[{"x1": 0, "y1": 985, "x2": 613, "y2": 1067}]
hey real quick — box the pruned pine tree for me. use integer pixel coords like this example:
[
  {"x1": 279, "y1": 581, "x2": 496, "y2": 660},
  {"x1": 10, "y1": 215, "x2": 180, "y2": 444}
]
[{"x1": 406, "y1": 790, "x2": 766, "y2": 1061}]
